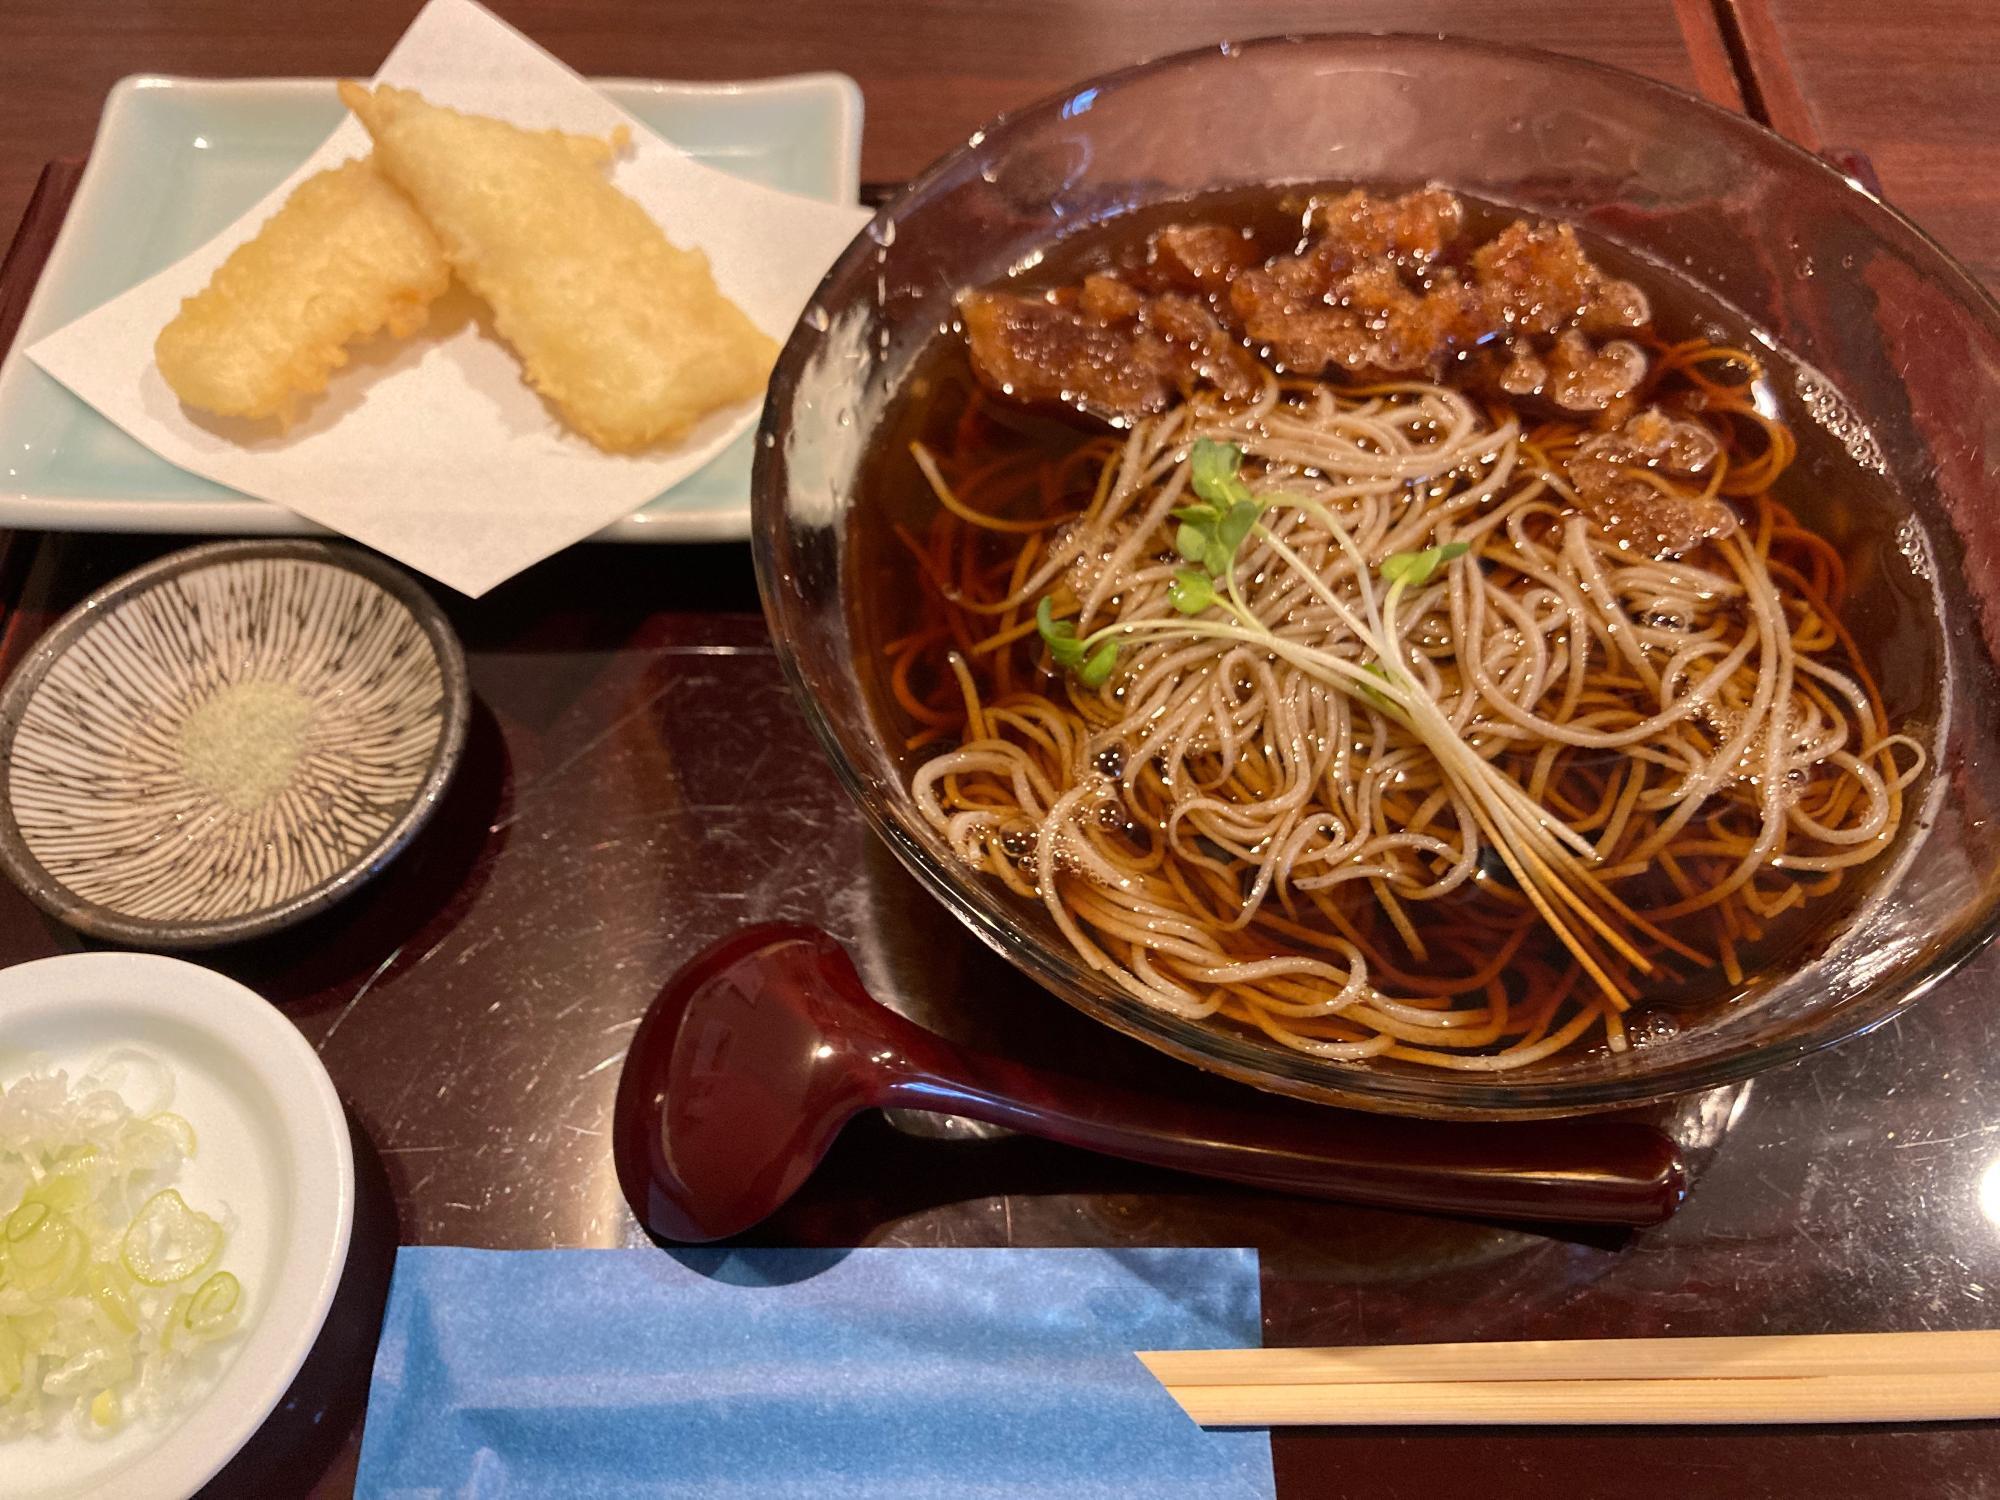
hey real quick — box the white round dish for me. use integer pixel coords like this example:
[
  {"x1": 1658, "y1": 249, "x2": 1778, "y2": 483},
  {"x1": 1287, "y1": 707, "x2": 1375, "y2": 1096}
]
[{"x1": 0, "y1": 952, "x2": 354, "y2": 1500}]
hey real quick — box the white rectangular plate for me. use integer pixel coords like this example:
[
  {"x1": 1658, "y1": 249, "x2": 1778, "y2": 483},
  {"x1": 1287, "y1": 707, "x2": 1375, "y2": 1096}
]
[{"x1": 0, "y1": 74, "x2": 862, "y2": 543}]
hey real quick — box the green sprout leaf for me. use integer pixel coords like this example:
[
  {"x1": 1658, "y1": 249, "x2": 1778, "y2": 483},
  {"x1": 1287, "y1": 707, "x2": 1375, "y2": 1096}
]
[
  {"x1": 1037, "y1": 596, "x2": 1117, "y2": 686},
  {"x1": 1173, "y1": 441, "x2": 1268, "y2": 582},
  {"x1": 1216, "y1": 500, "x2": 1261, "y2": 557},
  {"x1": 1035, "y1": 597, "x2": 1085, "y2": 669},
  {"x1": 1379, "y1": 540, "x2": 1471, "y2": 589},
  {"x1": 1190, "y1": 438, "x2": 1254, "y2": 509},
  {"x1": 1168, "y1": 569, "x2": 1215, "y2": 615},
  {"x1": 1077, "y1": 639, "x2": 1120, "y2": 688},
  {"x1": 1354, "y1": 661, "x2": 1402, "y2": 718}
]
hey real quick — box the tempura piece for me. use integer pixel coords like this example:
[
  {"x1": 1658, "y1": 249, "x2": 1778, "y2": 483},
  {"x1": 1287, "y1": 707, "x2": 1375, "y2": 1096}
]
[
  {"x1": 339, "y1": 82, "x2": 778, "y2": 452},
  {"x1": 154, "y1": 157, "x2": 449, "y2": 421}
]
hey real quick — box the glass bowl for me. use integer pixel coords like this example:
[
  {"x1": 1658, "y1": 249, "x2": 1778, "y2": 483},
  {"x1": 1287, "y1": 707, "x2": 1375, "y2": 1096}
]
[{"x1": 751, "y1": 34, "x2": 2000, "y2": 1119}]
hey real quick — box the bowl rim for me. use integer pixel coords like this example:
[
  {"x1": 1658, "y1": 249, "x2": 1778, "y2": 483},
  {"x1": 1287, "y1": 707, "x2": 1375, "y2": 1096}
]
[
  {"x1": 752, "y1": 31, "x2": 2000, "y2": 1117},
  {"x1": 0, "y1": 539, "x2": 472, "y2": 949},
  {"x1": 869, "y1": 30, "x2": 2000, "y2": 331}
]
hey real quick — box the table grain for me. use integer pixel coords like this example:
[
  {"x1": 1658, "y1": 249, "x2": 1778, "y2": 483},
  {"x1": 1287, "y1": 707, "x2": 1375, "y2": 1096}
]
[
  {"x1": 0, "y1": 0, "x2": 1739, "y2": 250},
  {"x1": 2, "y1": 3, "x2": 1999, "y2": 1498},
  {"x1": 1724, "y1": 0, "x2": 2000, "y2": 290}
]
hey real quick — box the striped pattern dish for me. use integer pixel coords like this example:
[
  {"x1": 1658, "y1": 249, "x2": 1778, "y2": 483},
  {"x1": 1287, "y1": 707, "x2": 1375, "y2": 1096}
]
[{"x1": 0, "y1": 542, "x2": 468, "y2": 944}]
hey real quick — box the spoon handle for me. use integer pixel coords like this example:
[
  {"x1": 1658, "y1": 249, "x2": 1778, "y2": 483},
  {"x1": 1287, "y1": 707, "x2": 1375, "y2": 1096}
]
[
  {"x1": 889, "y1": 1060, "x2": 1685, "y2": 1227},
  {"x1": 776, "y1": 928, "x2": 1688, "y2": 1228}
]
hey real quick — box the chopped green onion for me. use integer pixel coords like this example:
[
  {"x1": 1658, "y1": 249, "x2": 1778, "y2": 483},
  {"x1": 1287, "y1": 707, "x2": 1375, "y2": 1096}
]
[
  {"x1": 6, "y1": 1200, "x2": 48, "y2": 1243},
  {"x1": 83, "y1": 1262, "x2": 138, "y2": 1335},
  {"x1": 41, "y1": 1342, "x2": 132, "y2": 1398},
  {"x1": 0, "y1": 1323, "x2": 22, "y2": 1400},
  {"x1": 159, "y1": 1292, "x2": 194, "y2": 1354},
  {"x1": 148, "y1": 1112, "x2": 198, "y2": 1159},
  {"x1": 184, "y1": 1271, "x2": 242, "y2": 1338},
  {"x1": 18, "y1": 1166, "x2": 93, "y2": 1217},
  {"x1": 5, "y1": 1205, "x2": 84, "y2": 1296},
  {"x1": 0, "y1": 1056, "x2": 247, "y2": 1436},
  {"x1": 120, "y1": 1189, "x2": 221, "y2": 1288}
]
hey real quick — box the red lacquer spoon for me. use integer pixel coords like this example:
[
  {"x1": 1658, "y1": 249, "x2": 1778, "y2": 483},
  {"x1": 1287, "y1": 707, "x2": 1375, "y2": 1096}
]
[{"x1": 612, "y1": 924, "x2": 1686, "y2": 1241}]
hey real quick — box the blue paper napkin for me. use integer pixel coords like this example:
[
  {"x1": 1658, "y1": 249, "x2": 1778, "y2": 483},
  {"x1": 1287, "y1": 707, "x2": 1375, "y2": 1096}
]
[{"x1": 353, "y1": 1246, "x2": 1271, "y2": 1499}]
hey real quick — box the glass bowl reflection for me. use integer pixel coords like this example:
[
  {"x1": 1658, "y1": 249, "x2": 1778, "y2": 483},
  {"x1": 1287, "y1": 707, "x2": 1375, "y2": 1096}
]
[{"x1": 752, "y1": 35, "x2": 2000, "y2": 1119}]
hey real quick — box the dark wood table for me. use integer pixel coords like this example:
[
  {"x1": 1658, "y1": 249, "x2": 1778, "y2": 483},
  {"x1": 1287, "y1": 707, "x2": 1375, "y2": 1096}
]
[
  {"x1": 1722, "y1": 0, "x2": 2000, "y2": 289},
  {"x1": 1, "y1": 5, "x2": 1997, "y2": 1497}
]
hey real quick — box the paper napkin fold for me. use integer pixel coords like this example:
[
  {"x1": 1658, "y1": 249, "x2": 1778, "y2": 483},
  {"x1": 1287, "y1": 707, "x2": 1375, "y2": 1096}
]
[
  {"x1": 27, "y1": 0, "x2": 871, "y2": 596},
  {"x1": 353, "y1": 1247, "x2": 1275, "y2": 1499}
]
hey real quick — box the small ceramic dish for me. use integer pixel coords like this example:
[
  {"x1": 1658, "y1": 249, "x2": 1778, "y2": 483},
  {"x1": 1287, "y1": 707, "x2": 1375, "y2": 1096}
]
[
  {"x1": 0, "y1": 539, "x2": 469, "y2": 947},
  {"x1": 0, "y1": 951, "x2": 354, "y2": 1500}
]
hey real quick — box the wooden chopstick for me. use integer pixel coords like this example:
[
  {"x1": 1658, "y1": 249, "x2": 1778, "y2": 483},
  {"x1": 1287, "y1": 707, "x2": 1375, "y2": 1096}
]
[
  {"x1": 1158, "y1": 1373, "x2": 2000, "y2": 1427},
  {"x1": 1142, "y1": 1330, "x2": 2000, "y2": 1386},
  {"x1": 1139, "y1": 1331, "x2": 2000, "y2": 1427}
]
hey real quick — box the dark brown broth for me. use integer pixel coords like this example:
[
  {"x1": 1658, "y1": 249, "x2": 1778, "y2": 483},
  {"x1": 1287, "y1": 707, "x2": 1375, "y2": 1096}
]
[{"x1": 846, "y1": 187, "x2": 1943, "y2": 1042}]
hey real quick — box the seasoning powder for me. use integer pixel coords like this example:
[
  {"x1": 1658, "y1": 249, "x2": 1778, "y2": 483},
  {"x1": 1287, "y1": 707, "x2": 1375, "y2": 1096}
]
[{"x1": 178, "y1": 680, "x2": 315, "y2": 812}]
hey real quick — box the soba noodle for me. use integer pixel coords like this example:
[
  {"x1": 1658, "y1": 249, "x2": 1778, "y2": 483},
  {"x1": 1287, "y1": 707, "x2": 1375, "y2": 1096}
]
[{"x1": 889, "y1": 341, "x2": 1924, "y2": 1071}]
